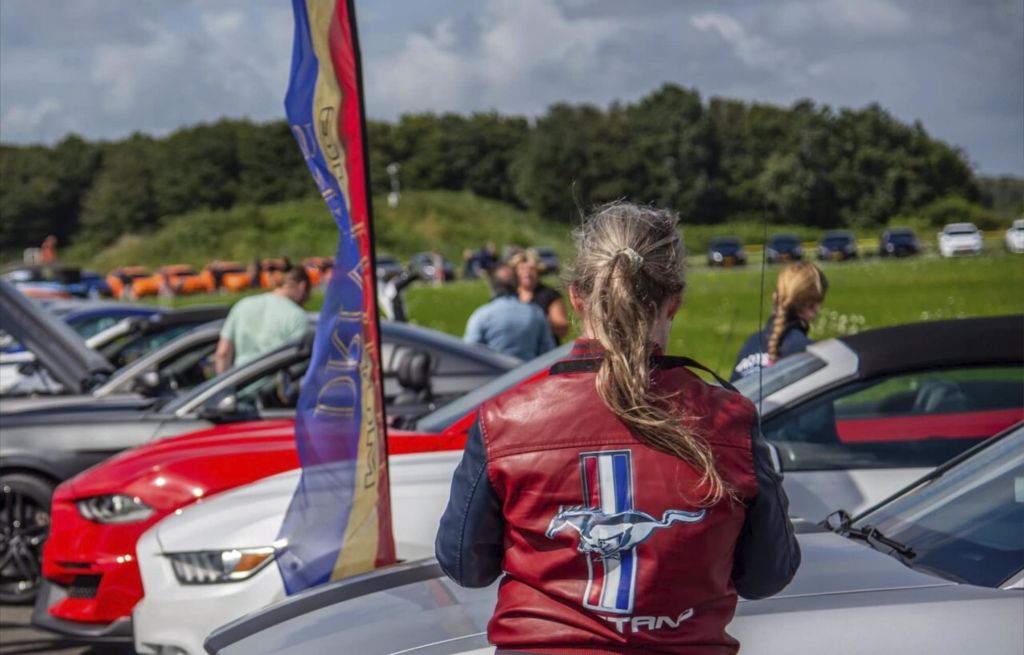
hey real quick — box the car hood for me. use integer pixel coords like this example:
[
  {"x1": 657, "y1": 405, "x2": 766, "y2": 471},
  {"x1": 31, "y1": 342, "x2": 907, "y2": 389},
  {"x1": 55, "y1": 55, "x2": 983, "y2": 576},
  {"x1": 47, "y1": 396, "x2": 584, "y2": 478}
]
[
  {"x1": 0, "y1": 278, "x2": 113, "y2": 392},
  {"x1": 207, "y1": 528, "x2": 960, "y2": 655},
  {"x1": 154, "y1": 468, "x2": 301, "y2": 553},
  {"x1": 61, "y1": 419, "x2": 298, "y2": 502}
]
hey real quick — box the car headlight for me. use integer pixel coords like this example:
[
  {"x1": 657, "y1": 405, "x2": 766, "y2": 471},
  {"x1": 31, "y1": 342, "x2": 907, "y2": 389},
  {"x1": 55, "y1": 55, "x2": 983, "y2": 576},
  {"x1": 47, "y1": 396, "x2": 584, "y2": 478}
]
[
  {"x1": 167, "y1": 547, "x2": 275, "y2": 584},
  {"x1": 711, "y1": 252, "x2": 723, "y2": 262},
  {"x1": 77, "y1": 494, "x2": 154, "y2": 524}
]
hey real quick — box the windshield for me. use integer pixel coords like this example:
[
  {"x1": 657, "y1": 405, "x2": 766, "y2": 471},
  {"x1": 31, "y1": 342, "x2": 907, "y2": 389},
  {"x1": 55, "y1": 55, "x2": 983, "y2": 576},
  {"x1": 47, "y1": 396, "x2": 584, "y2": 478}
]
[
  {"x1": 770, "y1": 236, "x2": 800, "y2": 248},
  {"x1": 887, "y1": 232, "x2": 915, "y2": 244},
  {"x1": 823, "y1": 234, "x2": 852, "y2": 246},
  {"x1": 712, "y1": 238, "x2": 741, "y2": 249},
  {"x1": 732, "y1": 351, "x2": 826, "y2": 404},
  {"x1": 853, "y1": 425, "x2": 1024, "y2": 587},
  {"x1": 415, "y1": 343, "x2": 572, "y2": 432},
  {"x1": 945, "y1": 224, "x2": 977, "y2": 235}
]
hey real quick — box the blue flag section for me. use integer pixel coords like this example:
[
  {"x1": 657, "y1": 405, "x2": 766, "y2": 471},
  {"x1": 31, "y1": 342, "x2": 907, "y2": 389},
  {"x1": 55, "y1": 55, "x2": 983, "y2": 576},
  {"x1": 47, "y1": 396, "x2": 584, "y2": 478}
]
[{"x1": 275, "y1": 0, "x2": 395, "y2": 594}]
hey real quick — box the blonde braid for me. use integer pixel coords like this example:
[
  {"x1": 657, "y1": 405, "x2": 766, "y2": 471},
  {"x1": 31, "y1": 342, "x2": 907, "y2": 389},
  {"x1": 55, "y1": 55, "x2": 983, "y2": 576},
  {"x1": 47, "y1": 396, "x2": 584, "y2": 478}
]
[{"x1": 766, "y1": 303, "x2": 788, "y2": 363}]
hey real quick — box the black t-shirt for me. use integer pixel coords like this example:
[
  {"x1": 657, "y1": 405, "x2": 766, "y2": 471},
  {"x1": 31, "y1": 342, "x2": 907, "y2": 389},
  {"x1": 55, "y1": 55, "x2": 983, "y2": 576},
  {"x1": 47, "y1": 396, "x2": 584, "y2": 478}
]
[{"x1": 529, "y1": 283, "x2": 563, "y2": 344}]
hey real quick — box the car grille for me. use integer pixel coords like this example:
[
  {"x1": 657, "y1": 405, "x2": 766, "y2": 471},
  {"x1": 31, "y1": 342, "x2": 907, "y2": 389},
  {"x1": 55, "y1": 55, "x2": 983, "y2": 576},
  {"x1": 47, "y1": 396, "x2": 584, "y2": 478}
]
[{"x1": 67, "y1": 574, "x2": 102, "y2": 599}]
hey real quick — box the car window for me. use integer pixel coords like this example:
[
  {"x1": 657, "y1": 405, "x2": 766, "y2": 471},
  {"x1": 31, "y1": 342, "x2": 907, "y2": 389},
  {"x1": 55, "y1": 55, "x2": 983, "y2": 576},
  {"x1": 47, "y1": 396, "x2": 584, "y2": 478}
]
[
  {"x1": 855, "y1": 426, "x2": 1023, "y2": 588},
  {"x1": 234, "y1": 357, "x2": 310, "y2": 412},
  {"x1": 764, "y1": 366, "x2": 1024, "y2": 471},
  {"x1": 67, "y1": 315, "x2": 125, "y2": 340},
  {"x1": 104, "y1": 324, "x2": 201, "y2": 368},
  {"x1": 155, "y1": 341, "x2": 219, "y2": 394}
]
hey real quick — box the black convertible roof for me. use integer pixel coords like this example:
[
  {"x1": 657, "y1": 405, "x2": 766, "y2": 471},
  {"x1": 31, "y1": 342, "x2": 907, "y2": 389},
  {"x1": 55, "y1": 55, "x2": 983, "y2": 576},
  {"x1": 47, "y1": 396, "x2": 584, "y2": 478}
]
[{"x1": 839, "y1": 315, "x2": 1023, "y2": 380}]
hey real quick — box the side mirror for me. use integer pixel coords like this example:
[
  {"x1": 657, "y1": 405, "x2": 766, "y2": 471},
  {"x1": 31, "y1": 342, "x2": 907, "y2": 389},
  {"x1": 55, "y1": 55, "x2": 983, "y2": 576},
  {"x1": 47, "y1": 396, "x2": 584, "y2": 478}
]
[{"x1": 198, "y1": 393, "x2": 239, "y2": 422}]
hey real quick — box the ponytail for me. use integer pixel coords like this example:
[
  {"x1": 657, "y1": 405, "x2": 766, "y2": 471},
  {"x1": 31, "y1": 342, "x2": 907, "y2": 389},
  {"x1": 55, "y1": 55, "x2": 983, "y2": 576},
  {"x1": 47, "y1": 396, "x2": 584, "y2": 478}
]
[
  {"x1": 571, "y1": 203, "x2": 727, "y2": 506},
  {"x1": 766, "y1": 303, "x2": 788, "y2": 362}
]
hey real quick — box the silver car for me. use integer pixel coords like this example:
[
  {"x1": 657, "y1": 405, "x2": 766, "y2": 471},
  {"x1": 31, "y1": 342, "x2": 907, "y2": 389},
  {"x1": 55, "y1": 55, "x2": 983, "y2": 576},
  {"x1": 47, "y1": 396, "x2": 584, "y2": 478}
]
[{"x1": 206, "y1": 423, "x2": 1024, "y2": 655}]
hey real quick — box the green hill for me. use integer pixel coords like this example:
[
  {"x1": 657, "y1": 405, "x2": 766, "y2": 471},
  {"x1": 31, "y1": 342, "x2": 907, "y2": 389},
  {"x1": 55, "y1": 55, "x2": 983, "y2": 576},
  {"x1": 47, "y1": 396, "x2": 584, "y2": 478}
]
[{"x1": 66, "y1": 190, "x2": 573, "y2": 272}]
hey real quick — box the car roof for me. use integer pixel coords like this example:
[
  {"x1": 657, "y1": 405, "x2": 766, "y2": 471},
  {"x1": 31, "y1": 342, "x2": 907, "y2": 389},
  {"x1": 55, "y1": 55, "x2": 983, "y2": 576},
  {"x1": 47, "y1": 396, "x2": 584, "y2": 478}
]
[
  {"x1": 944, "y1": 222, "x2": 977, "y2": 231},
  {"x1": 839, "y1": 315, "x2": 1023, "y2": 380},
  {"x1": 822, "y1": 230, "x2": 853, "y2": 238}
]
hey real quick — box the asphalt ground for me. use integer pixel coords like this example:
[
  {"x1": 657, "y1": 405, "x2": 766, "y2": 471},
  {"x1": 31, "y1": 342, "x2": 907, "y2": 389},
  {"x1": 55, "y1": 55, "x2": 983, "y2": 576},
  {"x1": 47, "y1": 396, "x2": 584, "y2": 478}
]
[{"x1": 0, "y1": 604, "x2": 133, "y2": 655}]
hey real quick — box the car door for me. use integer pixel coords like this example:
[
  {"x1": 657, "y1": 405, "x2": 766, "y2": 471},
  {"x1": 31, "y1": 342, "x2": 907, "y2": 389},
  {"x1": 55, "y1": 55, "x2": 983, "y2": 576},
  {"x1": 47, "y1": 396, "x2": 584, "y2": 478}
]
[{"x1": 765, "y1": 365, "x2": 1024, "y2": 519}]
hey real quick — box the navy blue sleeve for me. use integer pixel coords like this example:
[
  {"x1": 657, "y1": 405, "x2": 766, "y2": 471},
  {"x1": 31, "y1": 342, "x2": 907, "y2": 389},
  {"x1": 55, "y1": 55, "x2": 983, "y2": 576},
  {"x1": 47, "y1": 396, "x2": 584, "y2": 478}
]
[
  {"x1": 732, "y1": 427, "x2": 801, "y2": 599},
  {"x1": 435, "y1": 417, "x2": 505, "y2": 588}
]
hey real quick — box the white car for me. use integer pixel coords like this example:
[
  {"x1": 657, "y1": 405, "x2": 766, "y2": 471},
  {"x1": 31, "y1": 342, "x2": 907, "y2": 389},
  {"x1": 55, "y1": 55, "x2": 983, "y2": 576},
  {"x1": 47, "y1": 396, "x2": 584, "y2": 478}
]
[
  {"x1": 938, "y1": 222, "x2": 983, "y2": 257},
  {"x1": 1005, "y1": 218, "x2": 1024, "y2": 254},
  {"x1": 133, "y1": 450, "x2": 461, "y2": 655}
]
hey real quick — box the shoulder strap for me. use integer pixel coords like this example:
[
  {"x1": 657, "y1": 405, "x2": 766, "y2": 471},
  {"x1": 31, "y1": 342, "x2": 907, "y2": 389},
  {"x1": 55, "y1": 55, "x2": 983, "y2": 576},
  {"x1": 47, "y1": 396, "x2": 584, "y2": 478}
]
[{"x1": 550, "y1": 354, "x2": 739, "y2": 393}]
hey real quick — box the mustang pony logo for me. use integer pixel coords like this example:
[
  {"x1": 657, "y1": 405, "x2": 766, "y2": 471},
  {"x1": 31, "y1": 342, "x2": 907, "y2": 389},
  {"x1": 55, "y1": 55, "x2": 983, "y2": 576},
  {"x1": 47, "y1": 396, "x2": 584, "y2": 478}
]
[
  {"x1": 546, "y1": 506, "x2": 706, "y2": 559},
  {"x1": 547, "y1": 450, "x2": 707, "y2": 614}
]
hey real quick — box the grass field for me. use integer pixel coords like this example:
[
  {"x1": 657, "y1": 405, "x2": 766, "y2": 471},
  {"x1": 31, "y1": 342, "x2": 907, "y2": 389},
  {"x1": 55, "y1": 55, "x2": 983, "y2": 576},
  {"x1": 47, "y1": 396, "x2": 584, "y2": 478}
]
[{"x1": 150, "y1": 253, "x2": 1024, "y2": 377}]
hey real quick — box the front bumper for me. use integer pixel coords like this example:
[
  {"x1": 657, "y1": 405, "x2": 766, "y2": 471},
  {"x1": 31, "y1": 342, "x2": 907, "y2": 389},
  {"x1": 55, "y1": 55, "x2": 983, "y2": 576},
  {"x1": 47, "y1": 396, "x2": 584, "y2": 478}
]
[{"x1": 32, "y1": 579, "x2": 133, "y2": 641}]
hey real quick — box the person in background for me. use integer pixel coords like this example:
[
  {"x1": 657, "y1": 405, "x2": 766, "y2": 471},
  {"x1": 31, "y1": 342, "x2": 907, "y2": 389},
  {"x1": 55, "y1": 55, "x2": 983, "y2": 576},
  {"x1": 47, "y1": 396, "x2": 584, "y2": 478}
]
[
  {"x1": 509, "y1": 249, "x2": 569, "y2": 343},
  {"x1": 731, "y1": 261, "x2": 828, "y2": 382},
  {"x1": 214, "y1": 265, "x2": 310, "y2": 374},
  {"x1": 40, "y1": 235, "x2": 58, "y2": 263},
  {"x1": 438, "y1": 202, "x2": 799, "y2": 654},
  {"x1": 464, "y1": 264, "x2": 555, "y2": 360}
]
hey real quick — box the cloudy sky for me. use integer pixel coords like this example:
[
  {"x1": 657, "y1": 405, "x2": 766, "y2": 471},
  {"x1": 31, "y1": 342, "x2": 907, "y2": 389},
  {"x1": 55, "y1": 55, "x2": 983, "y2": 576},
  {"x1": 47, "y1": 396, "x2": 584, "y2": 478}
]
[{"x1": 1, "y1": 0, "x2": 1021, "y2": 175}]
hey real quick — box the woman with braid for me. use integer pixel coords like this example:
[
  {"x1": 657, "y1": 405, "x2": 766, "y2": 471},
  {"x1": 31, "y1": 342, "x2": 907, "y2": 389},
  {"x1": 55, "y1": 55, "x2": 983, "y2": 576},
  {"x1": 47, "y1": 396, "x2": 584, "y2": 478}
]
[
  {"x1": 437, "y1": 202, "x2": 799, "y2": 654},
  {"x1": 730, "y1": 262, "x2": 829, "y2": 382}
]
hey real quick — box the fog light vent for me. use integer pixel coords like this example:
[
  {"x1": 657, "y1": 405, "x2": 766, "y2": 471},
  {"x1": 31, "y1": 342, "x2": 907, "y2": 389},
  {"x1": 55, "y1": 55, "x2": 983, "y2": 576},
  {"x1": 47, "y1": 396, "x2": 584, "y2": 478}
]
[{"x1": 67, "y1": 574, "x2": 102, "y2": 599}]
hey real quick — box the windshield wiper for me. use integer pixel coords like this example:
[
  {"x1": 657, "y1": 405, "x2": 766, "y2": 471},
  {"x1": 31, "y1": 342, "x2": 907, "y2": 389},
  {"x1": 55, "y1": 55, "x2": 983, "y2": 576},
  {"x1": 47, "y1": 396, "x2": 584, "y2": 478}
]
[
  {"x1": 844, "y1": 524, "x2": 916, "y2": 560},
  {"x1": 820, "y1": 510, "x2": 916, "y2": 559}
]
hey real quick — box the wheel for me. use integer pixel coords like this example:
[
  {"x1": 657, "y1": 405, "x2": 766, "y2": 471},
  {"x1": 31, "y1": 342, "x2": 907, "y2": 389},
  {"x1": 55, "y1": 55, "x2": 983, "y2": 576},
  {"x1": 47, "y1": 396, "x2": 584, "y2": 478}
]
[{"x1": 0, "y1": 473, "x2": 53, "y2": 604}]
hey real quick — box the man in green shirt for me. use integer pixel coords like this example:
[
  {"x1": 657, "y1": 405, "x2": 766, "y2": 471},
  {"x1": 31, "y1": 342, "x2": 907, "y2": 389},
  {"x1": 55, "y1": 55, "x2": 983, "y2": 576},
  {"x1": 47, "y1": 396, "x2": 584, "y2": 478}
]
[{"x1": 214, "y1": 265, "x2": 311, "y2": 373}]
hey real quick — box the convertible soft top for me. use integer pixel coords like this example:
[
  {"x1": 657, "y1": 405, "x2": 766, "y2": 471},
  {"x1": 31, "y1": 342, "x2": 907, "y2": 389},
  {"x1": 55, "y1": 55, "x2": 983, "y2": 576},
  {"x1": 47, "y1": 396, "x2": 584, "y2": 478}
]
[{"x1": 840, "y1": 315, "x2": 1023, "y2": 380}]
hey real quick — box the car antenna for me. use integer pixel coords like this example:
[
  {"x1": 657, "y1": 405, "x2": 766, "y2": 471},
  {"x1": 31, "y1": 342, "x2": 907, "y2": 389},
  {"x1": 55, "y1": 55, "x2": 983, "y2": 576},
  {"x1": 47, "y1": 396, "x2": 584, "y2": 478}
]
[{"x1": 757, "y1": 198, "x2": 769, "y2": 428}]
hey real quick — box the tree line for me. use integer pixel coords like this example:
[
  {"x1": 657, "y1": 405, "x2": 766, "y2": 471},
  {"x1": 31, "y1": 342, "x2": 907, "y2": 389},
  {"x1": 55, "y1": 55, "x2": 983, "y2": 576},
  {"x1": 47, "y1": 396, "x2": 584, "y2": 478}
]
[{"x1": 1, "y1": 83, "x2": 1014, "y2": 259}]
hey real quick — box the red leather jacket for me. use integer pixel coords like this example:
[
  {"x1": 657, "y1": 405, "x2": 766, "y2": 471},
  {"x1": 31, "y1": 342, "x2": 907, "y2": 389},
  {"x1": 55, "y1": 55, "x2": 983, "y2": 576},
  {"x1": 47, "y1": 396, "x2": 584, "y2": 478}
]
[{"x1": 437, "y1": 340, "x2": 800, "y2": 655}]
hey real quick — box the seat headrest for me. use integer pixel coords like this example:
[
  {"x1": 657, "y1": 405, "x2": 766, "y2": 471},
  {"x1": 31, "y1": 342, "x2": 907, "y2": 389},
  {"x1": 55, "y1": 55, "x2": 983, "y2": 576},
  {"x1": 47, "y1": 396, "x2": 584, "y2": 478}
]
[{"x1": 397, "y1": 349, "x2": 433, "y2": 392}]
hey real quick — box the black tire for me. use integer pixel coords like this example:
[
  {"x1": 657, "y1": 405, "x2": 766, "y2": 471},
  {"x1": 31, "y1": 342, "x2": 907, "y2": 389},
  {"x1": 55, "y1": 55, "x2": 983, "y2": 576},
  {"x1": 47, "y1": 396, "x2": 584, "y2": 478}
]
[{"x1": 0, "y1": 473, "x2": 54, "y2": 604}]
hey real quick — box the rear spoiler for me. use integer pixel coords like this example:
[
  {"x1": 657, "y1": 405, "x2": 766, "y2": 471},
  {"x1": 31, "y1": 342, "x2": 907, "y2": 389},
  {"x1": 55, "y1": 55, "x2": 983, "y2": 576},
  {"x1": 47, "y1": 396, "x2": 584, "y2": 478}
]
[{"x1": 0, "y1": 278, "x2": 114, "y2": 392}]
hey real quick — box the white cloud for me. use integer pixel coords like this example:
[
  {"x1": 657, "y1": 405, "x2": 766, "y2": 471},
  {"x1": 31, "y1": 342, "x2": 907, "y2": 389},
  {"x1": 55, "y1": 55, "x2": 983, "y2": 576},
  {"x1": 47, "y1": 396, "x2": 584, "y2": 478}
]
[
  {"x1": 772, "y1": 0, "x2": 916, "y2": 40},
  {"x1": 690, "y1": 12, "x2": 790, "y2": 70},
  {"x1": 366, "y1": 0, "x2": 622, "y2": 117}
]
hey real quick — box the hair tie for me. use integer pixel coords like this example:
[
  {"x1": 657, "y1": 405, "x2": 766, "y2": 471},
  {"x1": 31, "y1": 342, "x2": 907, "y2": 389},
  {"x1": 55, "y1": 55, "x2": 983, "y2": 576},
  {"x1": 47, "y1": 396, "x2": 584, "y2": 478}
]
[{"x1": 615, "y1": 247, "x2": 644, "y2": 272}]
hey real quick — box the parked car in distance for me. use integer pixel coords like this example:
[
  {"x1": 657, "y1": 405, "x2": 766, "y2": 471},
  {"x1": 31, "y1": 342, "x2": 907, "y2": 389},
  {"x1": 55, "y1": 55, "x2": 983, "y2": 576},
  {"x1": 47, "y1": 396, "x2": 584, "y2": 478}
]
[
  {"x1": 3, "y1": 265, "x2": 93, "y2": 300},
  {"x1": 200, "y1": 261, "x2": 252, "y2": 294},
  {"x1": 1005, "y1": 218, "x2": 1024, "y2": 254},
  {"x1": 302, "y1": 257, "x2": 333, "y2": 287},
  {"x1": 258, "y1": 258, "x2": 290, "y2": 289},
  {"x1": 204, "y1": 423, "x2": 1024, "y2": 655},
  {"x1": 375, "y1": 254, "x2": 405, "y2": 282},
  {"x1": 534, "y1": 247, "x2": 560, "y2": 275},
  {"x1": 879, "y1": 227, "x2": 921, "y2": 257},
  {"x1": 817, "y1": 230, "x2": 858, "y2": 261},
  {"x1": 107, "y1": 266, "x2": 157, "y2": 300},
  {"x1": 764, "y1": 234, "x2": 804, "y2": 263},
  {"x1": 158, "y1": 265, "x2": 206, "y2": 296},
  {"x1": 408, "y1": 252, "x2": 455, "y2": 282},
  {"x1": 707, "y1": 236, "x2": 747, "y2": 267},
  {"x1": 938, "y1": 222, "x2": 983, "y2": 257}
]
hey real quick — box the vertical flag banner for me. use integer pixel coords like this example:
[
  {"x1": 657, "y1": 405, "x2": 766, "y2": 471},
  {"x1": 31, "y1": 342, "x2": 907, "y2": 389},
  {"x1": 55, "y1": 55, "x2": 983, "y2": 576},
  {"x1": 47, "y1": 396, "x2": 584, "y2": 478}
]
[{"x1": 275, "y1": 0, "x2": 395, "y2": 594}]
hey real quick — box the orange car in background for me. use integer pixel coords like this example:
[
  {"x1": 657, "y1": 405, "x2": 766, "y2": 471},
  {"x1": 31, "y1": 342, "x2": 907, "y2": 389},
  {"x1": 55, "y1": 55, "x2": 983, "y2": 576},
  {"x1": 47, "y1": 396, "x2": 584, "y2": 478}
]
[
  {"x1": 303, "y1": 256, "x2": 333, "y2": 287},
  {"x1": 200, "y1": 261, "x2": 252, "y2": 294},
  {"x1": 106, "y1": 267, "x2": 153, "y2": 300},
  {"x1": 258, "y1": 258, "x2": 290, "y2": 289},
  {"x1": 158, "y1": 265, "x2": 206, "y2": 296}
]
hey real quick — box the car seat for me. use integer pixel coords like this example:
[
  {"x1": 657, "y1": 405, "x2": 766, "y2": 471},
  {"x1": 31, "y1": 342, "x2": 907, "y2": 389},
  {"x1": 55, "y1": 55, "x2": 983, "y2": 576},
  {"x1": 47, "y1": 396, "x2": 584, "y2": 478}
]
[
  {"x1": 393, "y1": 349, "x2": 433, "y2": 406},
  {"x1": 912, "y1": 379, "x2": 969, "y2": 414}
]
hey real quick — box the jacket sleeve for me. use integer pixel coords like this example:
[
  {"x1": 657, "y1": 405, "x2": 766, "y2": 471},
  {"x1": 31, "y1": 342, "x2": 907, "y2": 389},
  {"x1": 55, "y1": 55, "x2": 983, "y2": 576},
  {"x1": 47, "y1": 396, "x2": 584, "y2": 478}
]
[
  {"x1": 435, "y1": 416, "x2": 505, "y2": 588},
  {"x1": 464, "y1": 309, "x2": 485, "y2": 346},
  {"x1": 732, "y1": 426, "x2": 801, "y2": 599}
]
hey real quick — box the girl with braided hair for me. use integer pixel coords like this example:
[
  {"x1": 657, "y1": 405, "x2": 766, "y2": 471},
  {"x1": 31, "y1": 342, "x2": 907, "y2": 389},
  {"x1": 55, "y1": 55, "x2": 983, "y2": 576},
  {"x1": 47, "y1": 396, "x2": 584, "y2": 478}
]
[
  {"x1": 438, "y1": 201, "x2": 799, "y2": 654},
  {"x1": 730, "y1": 261, "x2": 829, "y2": 382}
]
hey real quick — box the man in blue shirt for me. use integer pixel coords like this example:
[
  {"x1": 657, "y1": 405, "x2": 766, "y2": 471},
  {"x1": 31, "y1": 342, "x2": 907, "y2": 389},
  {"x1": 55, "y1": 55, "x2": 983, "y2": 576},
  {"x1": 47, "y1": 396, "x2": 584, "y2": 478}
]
[{"x1": 465, "y1": 264, "x2": 555, "y2": 360}]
